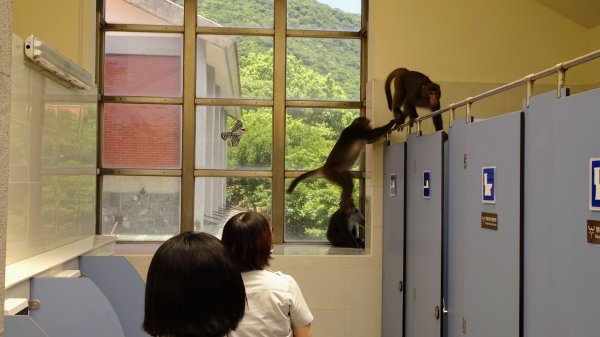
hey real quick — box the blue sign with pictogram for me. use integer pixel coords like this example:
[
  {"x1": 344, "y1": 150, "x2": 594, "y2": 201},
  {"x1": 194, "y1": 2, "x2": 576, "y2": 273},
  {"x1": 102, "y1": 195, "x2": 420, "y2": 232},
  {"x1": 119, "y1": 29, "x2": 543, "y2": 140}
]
[
  {"x1": 591, "y1": 158, "x2": 600, "y2": 211},
  {"x1": 482, "y1": 166, "x2": 495, "y2": 204},
  {"x1": 423, "y1": 171, "x2": 431, "y2": 199}
]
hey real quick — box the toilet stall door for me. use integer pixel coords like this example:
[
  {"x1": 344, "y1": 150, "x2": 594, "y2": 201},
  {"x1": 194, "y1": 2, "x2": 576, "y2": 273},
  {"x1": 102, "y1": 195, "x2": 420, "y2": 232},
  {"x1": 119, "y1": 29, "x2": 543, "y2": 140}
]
[
  {"x1": 524, "y1": 89, "x2": 600, "y2": 337},
  {"x1": 405, "y1": 131, "x2": 445, "y2": 337},
  {"x1": 463, "y1": 112, "x2": 522, "y2": 337},
  {"x1": 382, "y1": 143, "x2": 406, "y2": 337}
]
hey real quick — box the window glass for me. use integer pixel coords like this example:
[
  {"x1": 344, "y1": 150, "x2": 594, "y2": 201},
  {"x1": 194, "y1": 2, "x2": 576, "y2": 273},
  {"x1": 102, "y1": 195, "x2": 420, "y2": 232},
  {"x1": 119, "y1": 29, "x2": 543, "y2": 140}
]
[
  {"x1": 194, "y1": 177, "x2": 272, "y2": 237},
  {"x1": 42, "y1": 175, "x2": 96, "y2": 237},
  {"x1": 285, "y1": 177, "x2": 359, "y2": 241},
  {"x1": 286, "y1": 37, "x2": 360, "y2": 101},
  {"x1": 103, "y1": 103, "x2": 182, "y2": 169},
  {"x1": 197, "y1": 35, "x2": 273, "y2": 99},
  {"x1": 99, "y1": 0, "x2": 365, "y2": 243},
  {"x1": 104, "y1": 32, "x2": 183, "y2": 97},
  {"x1": 197, "y1": 0, "x2": 273, "y2": 28},
  {"x1": 196, "y1": 106, "x2": 272, "y2": 169},
  {"x1": 286, "y1": 108, "x2": 359, "y2": 170},
  {"x1": 287, "y1": 0, "x2": 361, "y2": 31},
  {"x1": 105, "y1": 0, "x2": 184, "y2": 25},
  {"x1": 43, "y1": 103, "x2": 97, "y2": 168},
  {"x1": 101, "y1": 176, "x2": 181, "y2": 240}
]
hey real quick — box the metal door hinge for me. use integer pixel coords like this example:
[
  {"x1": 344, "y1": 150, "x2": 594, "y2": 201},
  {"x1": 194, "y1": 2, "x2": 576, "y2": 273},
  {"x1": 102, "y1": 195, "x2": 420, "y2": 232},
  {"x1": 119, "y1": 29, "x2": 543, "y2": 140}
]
[{"x1": 28, "y1": 300, "x2": 41, "y2": 310}]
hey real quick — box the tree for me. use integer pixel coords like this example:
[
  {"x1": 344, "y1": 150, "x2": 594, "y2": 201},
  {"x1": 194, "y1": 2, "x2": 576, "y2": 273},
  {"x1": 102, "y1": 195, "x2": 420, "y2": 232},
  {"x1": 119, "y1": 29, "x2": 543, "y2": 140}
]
[{"x1": 226, "y1": 49, "x2": 359, "y2": 240}]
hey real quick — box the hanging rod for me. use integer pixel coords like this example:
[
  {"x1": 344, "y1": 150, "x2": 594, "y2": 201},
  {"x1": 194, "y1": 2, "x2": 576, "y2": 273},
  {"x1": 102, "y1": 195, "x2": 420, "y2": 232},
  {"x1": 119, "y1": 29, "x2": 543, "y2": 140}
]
[{"x1": 395, "y1": 48, "x2": 600, "y2": 130}]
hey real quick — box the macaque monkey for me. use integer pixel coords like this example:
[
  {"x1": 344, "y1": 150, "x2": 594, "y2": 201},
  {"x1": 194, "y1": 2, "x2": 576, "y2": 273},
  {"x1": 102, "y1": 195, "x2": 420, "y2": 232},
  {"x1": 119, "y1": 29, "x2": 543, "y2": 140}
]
[
  {"x1": 287, "y1": 117, "x2": 396, "y2": 211},
  {"x1": 385, "y1": 67, "x2": 443, "y2": 131},
  {"x1": 327, "y1": 206, "x2": 365, "y2": 248}
]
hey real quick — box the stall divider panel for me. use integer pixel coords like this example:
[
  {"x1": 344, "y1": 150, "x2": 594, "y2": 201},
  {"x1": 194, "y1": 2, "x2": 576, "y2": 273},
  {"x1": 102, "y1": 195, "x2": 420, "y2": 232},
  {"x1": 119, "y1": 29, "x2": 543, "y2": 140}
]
[
  {"x1": 30, "y1": 277, "x2": 126, "y2": 337},
  {"x1": 405, "y1": 131, "x2": 445, "y2": 337},
  {"x1": 382, "y1": 143, "x2": 406, "y2": 337},
  {"x1": 79, "y1": 255, "x2": 149, "y2": 337},
  {"x1": 446, "y1": 119, "x2": 468, "y2": 337}
]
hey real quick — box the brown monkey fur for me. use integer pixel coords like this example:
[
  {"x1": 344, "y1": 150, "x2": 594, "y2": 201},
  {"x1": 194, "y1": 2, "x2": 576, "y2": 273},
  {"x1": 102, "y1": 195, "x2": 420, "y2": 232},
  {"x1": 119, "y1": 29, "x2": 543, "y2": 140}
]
[
  {"x1": 385, "y1": 67, "x2": 443, "y2": 131},
  {"x1": 287, "y1": 117, "x2": 396, "y2": 211}
]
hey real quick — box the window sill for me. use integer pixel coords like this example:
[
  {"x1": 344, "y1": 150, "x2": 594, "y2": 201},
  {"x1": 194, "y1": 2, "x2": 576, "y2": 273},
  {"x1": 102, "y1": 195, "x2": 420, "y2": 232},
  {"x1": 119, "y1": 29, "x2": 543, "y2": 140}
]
[
  {"x1": 115, "y1": 242, "x2": 366, "y2": 256},
  {"x1": 5, "y1": 235, "x2": 117, "y2": 289}
]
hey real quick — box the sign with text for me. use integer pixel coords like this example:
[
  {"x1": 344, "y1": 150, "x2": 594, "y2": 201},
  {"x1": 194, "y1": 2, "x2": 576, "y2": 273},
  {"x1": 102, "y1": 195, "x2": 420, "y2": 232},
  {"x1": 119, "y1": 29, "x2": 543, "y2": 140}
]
[
  {"x1": 587, "y1": 220, "x2": 600, "y2": 244},
  {"x1": 481, "y1": 212, "x2": 498, "y2": 230},
  {"x1": 591, "y1": 158, "x2": 600, "y2": 211}
]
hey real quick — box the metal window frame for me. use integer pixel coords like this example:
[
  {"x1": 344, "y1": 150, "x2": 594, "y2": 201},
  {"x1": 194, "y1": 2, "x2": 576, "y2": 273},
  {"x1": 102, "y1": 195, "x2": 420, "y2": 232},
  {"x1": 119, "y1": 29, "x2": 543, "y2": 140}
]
[{"x1": 96, "y1": 0, "x2": 368, "y2": 243}]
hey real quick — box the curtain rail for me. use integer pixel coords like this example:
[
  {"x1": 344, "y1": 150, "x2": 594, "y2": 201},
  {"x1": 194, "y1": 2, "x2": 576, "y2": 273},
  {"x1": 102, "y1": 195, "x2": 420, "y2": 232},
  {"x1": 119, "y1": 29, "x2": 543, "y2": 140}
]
[{"x1": 396, "y1": 49, "x2": 600, "y2": 131}]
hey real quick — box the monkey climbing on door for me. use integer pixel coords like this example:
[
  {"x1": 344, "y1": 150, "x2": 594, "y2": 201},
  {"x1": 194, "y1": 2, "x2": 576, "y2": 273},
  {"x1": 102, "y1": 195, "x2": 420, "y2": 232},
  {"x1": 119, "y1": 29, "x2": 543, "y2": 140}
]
[{"x1": 287, "y1": 117, "x2": 396, "y2": 212}]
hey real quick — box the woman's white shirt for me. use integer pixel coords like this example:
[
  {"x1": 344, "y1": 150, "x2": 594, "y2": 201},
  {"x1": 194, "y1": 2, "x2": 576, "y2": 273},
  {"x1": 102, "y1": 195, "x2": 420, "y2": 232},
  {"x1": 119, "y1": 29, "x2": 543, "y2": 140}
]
[{"x1": 230, "y1": 269, "x2": 313, "y2": 337}]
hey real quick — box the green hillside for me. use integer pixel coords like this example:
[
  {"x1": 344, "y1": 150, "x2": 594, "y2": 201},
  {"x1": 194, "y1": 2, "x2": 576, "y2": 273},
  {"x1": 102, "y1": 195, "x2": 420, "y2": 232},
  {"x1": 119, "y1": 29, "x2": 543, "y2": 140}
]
[{"x1": 194, "y1": 0, "x2": 362, "y2": 99}]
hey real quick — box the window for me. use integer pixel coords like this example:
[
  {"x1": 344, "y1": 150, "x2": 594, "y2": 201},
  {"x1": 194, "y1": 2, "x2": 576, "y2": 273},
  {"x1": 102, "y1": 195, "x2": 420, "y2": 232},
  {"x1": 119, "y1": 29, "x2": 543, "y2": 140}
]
[{"x1": 99, "y1": 0, "x2": 366, "y2": 244}]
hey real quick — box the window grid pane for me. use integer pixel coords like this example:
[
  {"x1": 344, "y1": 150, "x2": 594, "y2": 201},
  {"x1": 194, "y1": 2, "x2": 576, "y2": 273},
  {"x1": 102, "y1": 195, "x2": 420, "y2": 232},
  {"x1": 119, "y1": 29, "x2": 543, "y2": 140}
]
[
  {"x1": 286, "y1": 108, "x2": 360, "y2": 171},
  {"x1": 198, "y1": 0, "x2": 274, "y2": 28},
  {"x1": 196, "y1": 106, "x2": 273, "y2": 170},
  {"x1": 105, "y1": 0, "x2": 184, "y2": 25},
  {"x1": 101, "y1": 176, "x2": 181, "y2": 240},
  {"x1": 103, "y1": 103, "x2": 182, "y2": 169},
  {"x1": 285, "y1": 177, "x2": 359, "y2": 242},
  {"x1": 286, "y1": 37, "x2": 360, "y2": 101},
  {"x1": 104, "y1": 32, "x2": 183, "y2": 98},
  {"x1": 287, "y1": 0, "x2": 361, "y2": 31},
  {"x1": 194, "y1": 177, "x2": 272, "y2": 237},
  {"x1": 196, "y1": 35, "x2": 273, "y2": 99}
]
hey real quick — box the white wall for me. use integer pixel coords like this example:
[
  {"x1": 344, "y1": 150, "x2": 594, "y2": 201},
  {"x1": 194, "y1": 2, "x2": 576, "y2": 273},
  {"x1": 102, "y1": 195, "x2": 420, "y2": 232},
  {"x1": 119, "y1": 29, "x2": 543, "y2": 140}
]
[
  {"x1": 368, "y1": 0, "x2": 595, "y2": 84},
  {"x1": 12, "y1": 0, "x2": 96, "y2": 77}
]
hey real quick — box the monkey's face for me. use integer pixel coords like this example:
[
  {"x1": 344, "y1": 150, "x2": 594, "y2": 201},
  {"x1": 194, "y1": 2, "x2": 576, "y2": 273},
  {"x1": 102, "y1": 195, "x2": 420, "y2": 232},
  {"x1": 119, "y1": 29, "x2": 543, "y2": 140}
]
[
  {"x1": 421, "y1": 84, "x2": 441, "y2": 107},
  {"x1": 428, "y1": 89, "x2": 440, "y2": 107}
]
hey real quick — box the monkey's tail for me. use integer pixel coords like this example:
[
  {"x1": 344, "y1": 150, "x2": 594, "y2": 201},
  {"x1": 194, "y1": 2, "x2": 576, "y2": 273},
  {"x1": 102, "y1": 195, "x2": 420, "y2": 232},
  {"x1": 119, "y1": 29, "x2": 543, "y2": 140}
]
[
  {"x1": 286, "y1": 169, "x2": 320, "y2": 194},
  {"x1": 384, "y1": 68, "x2": 406, "y2": 111},
  {"x1": 384, "y1": 70, "x2": 395, "y2": 111}
]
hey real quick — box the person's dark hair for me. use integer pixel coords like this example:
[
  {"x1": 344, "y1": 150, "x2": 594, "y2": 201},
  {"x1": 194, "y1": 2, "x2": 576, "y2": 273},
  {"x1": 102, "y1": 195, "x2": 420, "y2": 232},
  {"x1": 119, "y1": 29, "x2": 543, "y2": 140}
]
[
  {"x1": 221, "y1": 211, "x2": 272, "y2": 272},
  {"x1": 143, "y1": 232, "x2": 246, "y2": 337}
]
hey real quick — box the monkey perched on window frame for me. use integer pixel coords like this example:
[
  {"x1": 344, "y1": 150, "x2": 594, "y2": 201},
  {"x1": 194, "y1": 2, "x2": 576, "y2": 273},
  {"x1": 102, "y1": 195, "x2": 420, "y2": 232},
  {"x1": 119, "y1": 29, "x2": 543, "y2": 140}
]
[
  {"x1": 327, "y1": 206, "x2": 365, "y2": 248},
  {"x1": 287, "y1": 116, "x2": 396, "y2": 211},
  {"x1": 385, "y1": 67, "x2": 443, "y2": 131}
]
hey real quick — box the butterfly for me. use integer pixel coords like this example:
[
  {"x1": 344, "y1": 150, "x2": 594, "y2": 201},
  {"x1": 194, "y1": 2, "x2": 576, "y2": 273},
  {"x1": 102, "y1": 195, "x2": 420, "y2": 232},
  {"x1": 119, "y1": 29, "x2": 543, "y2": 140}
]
[{"x1": 220, "y1": 120, "x2": 246, "y2": 147}]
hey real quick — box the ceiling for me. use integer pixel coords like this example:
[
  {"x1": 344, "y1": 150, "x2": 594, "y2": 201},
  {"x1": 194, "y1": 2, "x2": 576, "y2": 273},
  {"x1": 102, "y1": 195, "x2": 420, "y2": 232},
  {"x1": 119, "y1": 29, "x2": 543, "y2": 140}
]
[{"x1": 534, "y1": 0, "x2": 600, "y2": 29}]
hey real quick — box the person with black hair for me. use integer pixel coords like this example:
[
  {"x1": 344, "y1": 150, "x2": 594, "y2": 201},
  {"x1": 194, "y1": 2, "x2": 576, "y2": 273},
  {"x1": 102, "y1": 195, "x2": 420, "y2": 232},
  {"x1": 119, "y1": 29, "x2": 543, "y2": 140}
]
[
  {"x1": 143, "y1": 232, "x2": 246, "y2": 337},
  {"x1": 222, "y1": 211, "x2": 313, "y2": 337}
]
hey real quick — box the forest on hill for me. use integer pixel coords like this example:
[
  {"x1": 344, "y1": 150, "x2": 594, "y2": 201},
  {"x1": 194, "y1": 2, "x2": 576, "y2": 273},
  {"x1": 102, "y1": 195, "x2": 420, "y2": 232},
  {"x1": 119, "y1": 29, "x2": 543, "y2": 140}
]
[{"x1": 178, "y1": 0, "x2": 362, "y2": 100}]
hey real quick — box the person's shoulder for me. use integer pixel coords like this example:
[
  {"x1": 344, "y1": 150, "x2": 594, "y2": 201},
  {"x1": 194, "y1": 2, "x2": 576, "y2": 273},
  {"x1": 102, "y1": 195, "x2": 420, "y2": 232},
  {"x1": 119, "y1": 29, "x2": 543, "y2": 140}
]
[
  {"x1": 243, "y1": 270, "x2": 298, "y2": 290},
  {"x1": 262, "y1": 269, "x2": 296, "y2": 285}
]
